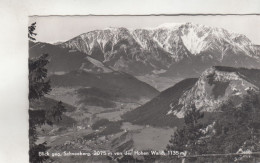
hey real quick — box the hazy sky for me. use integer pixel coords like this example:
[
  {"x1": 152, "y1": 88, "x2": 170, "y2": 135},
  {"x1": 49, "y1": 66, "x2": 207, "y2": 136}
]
[{"x1": 29, "y1": 15, "x2": 260, "y2": 44}]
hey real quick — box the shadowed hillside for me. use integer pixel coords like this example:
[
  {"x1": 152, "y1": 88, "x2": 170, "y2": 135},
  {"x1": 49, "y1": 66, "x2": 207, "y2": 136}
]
[
  {"x1": 29, "y1": 41, "x2": 85, "y2": 73},
  {"x1": 50, "y1": 70, "x2": 159, "y2": 101},
  {"x1": 122, "y1": 78, "x2": 198, "y2": 127}
]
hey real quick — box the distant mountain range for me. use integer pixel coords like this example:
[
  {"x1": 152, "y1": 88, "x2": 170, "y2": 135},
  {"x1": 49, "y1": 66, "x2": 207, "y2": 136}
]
[
  {"x1": 122, "y1": 66, "x2": 260, "y2": 126},
  {"x1": 57, "y1": 22, "x2": 260, "y2": 77}
]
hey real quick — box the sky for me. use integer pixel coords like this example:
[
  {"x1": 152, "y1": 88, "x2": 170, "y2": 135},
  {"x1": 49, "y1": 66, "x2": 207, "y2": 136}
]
[{"x1": 29, "y1": 15, "x2": 260, "y2": 45}]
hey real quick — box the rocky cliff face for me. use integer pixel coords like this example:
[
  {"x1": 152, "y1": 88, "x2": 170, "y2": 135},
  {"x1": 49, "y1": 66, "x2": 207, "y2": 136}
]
[{"x1": 169, "y1": 66, "x2": 260, "y2": 118}]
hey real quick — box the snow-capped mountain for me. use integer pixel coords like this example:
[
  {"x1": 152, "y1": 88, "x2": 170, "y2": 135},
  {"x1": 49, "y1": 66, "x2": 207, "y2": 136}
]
[
  {"x1": 169, "y1": 66, "x2": 260, "y2": 118},
  {"x1": 59, "y1": 22, "x2": 260, "y2": 76}
]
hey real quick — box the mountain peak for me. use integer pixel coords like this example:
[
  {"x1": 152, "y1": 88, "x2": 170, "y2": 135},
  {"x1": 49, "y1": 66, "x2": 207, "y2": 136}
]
[
  {"x1": 169, "y1": 66, "x2": 260, "y2": 118},
  {"x1": 156, "y1": 22, "x2": 185, "y2": 29}
]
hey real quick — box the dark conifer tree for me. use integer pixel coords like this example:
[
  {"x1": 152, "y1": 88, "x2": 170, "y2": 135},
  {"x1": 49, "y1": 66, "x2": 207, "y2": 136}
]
[
  {"x1": 167, "y1": 104, "x2": 206, "y2": 162},
  {"x1": 28, "y1": 22, "x2": 66, "y2": 163}
]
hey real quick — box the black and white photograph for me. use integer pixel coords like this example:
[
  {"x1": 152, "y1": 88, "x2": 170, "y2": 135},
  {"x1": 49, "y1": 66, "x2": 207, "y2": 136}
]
[
  {"x1": 2, "y1": 1, "x2": 260, "y2": 163},
  {"x1": 27, "y1": 15, "x2": 260, "y2": 162}
]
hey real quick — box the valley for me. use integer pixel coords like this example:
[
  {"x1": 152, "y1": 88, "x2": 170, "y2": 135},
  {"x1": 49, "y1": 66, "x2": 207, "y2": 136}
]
[
  {"x1": 35, "y1": 88, "x2": 175, "y2": 162},
  {"x1": 32, "y1": 67, "x2": 173, "y2": 162}
]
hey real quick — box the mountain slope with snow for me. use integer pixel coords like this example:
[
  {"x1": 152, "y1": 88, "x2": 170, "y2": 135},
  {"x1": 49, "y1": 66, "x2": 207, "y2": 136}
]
[{"x1": 59, "y1": 22, "x2": 260, "y2": 76}]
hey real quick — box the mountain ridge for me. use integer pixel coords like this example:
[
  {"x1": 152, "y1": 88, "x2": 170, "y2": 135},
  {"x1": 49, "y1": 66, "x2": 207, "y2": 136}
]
[
  {"x1": 58, "y1": 22, "x2": 260, "y2": 76},
  {"x1": 49, "y1": 70, "x2": 160, "y2": 102}
]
